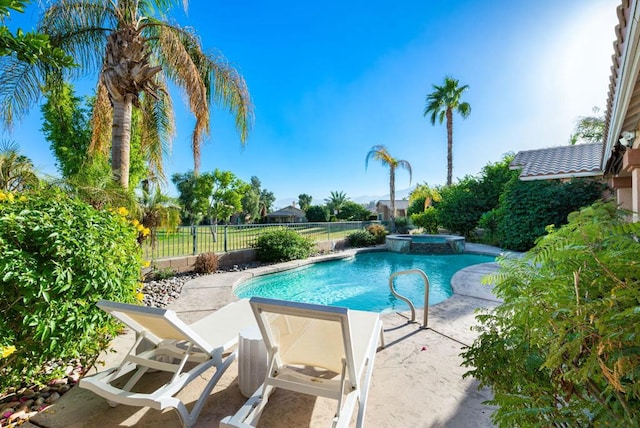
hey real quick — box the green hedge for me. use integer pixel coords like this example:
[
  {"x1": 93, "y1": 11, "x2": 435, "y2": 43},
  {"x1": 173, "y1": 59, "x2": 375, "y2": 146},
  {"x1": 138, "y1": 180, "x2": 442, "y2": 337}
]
[
  {"x1": 0, "y1": 188, "x2": 142, "y2": 390},
  {"x1": 254, "y1": 227, "x2": 314, "y2": 263},
  {"x1": 494, "y1": 177, "x2": 606, "y2": 251}
]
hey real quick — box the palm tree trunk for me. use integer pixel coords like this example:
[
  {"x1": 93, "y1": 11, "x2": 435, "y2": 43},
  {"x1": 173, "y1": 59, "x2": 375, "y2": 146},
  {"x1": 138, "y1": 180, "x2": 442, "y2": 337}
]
[
  {"x1": 446, "y1": 108, "x2": 453, "y2": 186},
  {"x1": 390, "y1": 166, "x2": 396, "y2": 232},
  {"x1": 111, "y1": 94, "x2": 134, "y2": 189}
]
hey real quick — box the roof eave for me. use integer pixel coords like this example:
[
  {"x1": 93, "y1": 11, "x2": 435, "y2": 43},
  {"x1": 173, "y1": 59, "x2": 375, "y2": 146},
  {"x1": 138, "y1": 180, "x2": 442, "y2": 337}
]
[
  {"x1": 518, "y1": 170, "x2": 604, "y2": 181},
  {"x1": 604, "y1": 1, "x2": 640, "y2": 169}
]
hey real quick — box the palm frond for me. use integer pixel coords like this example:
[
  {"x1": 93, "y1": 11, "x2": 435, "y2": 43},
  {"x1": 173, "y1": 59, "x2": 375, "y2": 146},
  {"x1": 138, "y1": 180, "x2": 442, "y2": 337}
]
[
  {"x1": 0, "y1": 57, "x2": 44, "y2": 128},
  {"x1": 89, "y1": 79, "x2": 112, "y2": 156},
  {"x1": 139, "y1": 76, "x2": 175, "y2": 183},
  {"x1": 150, "y1": 22, "x2": 209, "y2": 172},
  {"x1": 38, "y1": 0, "x2": 116, "y2": 78}
]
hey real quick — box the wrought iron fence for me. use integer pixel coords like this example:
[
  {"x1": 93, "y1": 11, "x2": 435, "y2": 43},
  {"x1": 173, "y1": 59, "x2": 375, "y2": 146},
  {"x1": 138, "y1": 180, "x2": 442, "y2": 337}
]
[{"x1": 142, "y1": 221, "x2": 376, "y2": 260}]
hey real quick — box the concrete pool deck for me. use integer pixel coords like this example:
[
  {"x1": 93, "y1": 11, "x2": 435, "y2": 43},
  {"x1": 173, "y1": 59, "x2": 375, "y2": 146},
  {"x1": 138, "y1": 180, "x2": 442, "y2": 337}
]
[{"x1": 29, "y1": 244, "x2": 508, "y2": 428}]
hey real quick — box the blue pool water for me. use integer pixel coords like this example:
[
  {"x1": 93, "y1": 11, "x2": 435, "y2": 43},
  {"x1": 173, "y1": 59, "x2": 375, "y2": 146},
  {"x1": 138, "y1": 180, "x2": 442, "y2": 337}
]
[{"x1": 235, "y1": 252, "x2": 494, "y2": 312}]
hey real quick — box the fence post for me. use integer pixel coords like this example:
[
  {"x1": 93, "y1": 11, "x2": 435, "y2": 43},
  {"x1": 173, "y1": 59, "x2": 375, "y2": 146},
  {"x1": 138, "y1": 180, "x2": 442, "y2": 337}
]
[
  {"x1": 192, "y1": 225, "x2": 197, "y2": 255},
  {"x1": 327, "y1": 222, "x2": 331, "y2": 241},
  {"x1": 224, "y1": 225, "x2": 228, "y2": 252}
]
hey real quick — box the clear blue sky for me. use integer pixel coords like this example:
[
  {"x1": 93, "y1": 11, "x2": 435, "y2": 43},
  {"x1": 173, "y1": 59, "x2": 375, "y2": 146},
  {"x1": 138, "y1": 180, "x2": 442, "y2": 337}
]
[{"x1": 5, "y1": 0, "x2": 618, "y2": 208}]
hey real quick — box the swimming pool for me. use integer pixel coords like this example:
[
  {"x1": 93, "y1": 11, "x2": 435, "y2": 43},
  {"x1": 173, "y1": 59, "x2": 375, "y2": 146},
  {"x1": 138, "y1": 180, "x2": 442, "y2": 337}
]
[{"x1": 235, "y1": 252, "x2": 494, "y2": 312}]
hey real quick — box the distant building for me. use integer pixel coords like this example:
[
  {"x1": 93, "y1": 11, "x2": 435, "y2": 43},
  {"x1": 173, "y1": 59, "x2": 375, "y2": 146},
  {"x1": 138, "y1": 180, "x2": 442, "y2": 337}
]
[
  {"x1": 375, "y1": 200, "x2": 409, "y2": 221},
  {"x1": 266, "y1": 205, "x2": 307, "y2": 223}
]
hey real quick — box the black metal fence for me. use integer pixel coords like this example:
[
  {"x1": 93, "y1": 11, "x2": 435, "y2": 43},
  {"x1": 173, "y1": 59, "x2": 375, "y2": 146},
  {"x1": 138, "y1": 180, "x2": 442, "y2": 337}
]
[{"x1": 143, "y1": 221, "x2": 376, "y2": 260}]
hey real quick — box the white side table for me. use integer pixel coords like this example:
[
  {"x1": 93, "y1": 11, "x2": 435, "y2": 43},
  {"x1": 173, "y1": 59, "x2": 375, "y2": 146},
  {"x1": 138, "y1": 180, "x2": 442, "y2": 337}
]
[{"x1": 238, "y1": 326, "x2": 268, "y2": 398}]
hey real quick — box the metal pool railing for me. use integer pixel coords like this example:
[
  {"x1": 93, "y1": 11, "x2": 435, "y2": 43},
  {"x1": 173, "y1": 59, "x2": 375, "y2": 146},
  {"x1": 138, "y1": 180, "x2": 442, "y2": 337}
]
[{"x1": 142, "y1": 221, "x2": 376, "y2": 260}]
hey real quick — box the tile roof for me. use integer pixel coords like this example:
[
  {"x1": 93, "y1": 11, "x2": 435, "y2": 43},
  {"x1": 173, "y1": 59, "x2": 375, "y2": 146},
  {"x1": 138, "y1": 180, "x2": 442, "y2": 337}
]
[{"x1": 510, "y1": 143, "x2": 603, "y2": 181}]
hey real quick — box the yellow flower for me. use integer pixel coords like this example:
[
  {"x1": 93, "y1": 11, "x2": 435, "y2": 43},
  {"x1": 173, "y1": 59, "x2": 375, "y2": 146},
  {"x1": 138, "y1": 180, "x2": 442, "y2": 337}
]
[
  {"x1": 0, "y1": 192, "x2": 6, "y2": 201},
  {"x1": 18, "y1": 195, "x2": 27, "y2": 202},
  {"x1": 1, "y1": 345, "x2": 16, "y2": 358},
  {"x1": 142, "y1": 260, "x2": 151, "y2": 268},
  {"x1": 117, "y1": 207, "x2": 129, "y2": 216},
  {"x1": 142, "y1": 227, "x2": 151, "y2": 237},
  {"x1": 136, "y1": 223, "x2": 144, "y2": 231},
  {"x1": 135, "y1": 292, "x2": 145, "y2": 302},
  {"x1": 6, "y1": 193, "x2": 14, "y2": 202},
  {"x1": 131, "y1": 219, "x2": 140, "y2": 226}
]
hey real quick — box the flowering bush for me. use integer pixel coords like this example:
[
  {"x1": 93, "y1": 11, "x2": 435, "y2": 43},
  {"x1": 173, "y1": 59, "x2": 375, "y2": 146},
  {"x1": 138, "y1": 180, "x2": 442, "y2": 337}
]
[{"x1": 0, "y1": 188, "x2": 142, "y2": 391}]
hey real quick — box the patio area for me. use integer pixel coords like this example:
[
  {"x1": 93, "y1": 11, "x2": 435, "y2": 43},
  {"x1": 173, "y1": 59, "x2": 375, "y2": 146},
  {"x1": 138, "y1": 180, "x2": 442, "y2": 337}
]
[{"x1": 28, "y1": 245, "x2": 504, "y2": 427}]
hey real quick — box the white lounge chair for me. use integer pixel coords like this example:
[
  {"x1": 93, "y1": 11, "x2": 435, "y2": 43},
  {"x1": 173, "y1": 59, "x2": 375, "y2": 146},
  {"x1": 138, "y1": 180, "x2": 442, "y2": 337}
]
[
  {"x1": 80, "y1": 299, "x2": 256, "y2": 428},
  {"x1": 220, "y1": 297, "x2": 385, "y2": 428}
]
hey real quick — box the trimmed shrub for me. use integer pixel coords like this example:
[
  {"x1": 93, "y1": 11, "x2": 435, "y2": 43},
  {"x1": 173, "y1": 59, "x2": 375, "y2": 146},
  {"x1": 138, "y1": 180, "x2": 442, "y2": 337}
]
[
  {"x1": 254, "y1": 228, "x2": 314, "y2": 263},
  {"x1": 366, "y1": 223, "x2": 388, "y2": 244},
  {"x1": 410, "y1": 207, "x2": 438, "y2": 234},
  {"x1": 0, "y1": 188, "x2": 141, "y2": 391},
  {"x1": 347, "y1": 230, "x2": 376, "y2": 247},
  {"x1": 193, "y1": 252, "x2": 219, "y2": 274}
]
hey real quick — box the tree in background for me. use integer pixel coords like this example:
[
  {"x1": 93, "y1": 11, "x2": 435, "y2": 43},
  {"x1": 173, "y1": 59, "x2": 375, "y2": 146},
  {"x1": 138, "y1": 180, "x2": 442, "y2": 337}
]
[
  {"x1": 365, "y1": 145, "x2": 412, "y2": 231},
  {"x1": 203, "y1": 170, "x2": 249, "y2": 225},
  {"x1": 172, "y1": 171, "x2": 210, "y2": 225},
  {"x1": 1, "y1": 0, "x2": 253, "y2": 189},
  {"x1": 259, "y1": 188, "x2": 275, "y2": 219},
  {"x1": 324, "y1": 190, "x2": 349, "y2": 217},
  {"x1": 424, "y1": 76, "x2": 471, "y2": 186},
  {"x1": 298, "y1": 193, "x2": 312, "y2": 211},
  {"x1": 337, "y1": 201, "x2": 371, "y2": 221},
  {"x1": 137, "y1": 179, "x2": 180, "y2": 246},
  {"x1": 0, "y1": 140, "x2": 38, "y2": 191},
  {"x1": 241, "y1": 176, "x2": 261, "y2": 223},
  {"x1": 569, "y1": 106, "x2": 605, "y2": 145},
  {"x1": 305, "y1": 205, "x2": 329, "y2": 222}
]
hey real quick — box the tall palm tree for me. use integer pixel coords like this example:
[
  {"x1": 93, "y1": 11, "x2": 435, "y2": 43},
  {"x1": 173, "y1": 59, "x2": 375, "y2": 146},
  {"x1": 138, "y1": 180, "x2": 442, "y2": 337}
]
[
  {"x1": 424, "y1": 76, "x2": 470, "y2": 186},
  {"x1": 365, "y1": 145, "x2": 412, "y2": 229},
  {"x1": 0, "y1": 0, "x2": 253, "y2": 189}
]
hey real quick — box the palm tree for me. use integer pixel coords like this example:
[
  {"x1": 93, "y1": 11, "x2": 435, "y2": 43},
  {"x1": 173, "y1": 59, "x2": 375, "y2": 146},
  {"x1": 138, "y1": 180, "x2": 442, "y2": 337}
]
[
  {"x1": 138, "y1": 179, "x2": 180, "y2": 247},
  {"x1": 324, "y1": 191, "x2": 348, "y2": 216},
  {"x1": 409, "y1": 182, "x2": 441, "y2": 211},
  {"x1": 0, "y1": 0, "x2": 253, "y2": 189},
  {"x1": 365, "y1": 145, "x2": 412, "y2": 229},
  {"x1": 0, "y1": 140, "x2": 38, "y2": 192},
  {"x1": 424, "y1": 76, "x2": 470, "y2": 186}
]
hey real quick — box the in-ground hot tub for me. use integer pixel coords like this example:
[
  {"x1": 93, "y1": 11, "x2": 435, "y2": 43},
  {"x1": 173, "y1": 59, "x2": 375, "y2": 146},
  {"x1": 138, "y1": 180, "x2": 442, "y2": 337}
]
[{"x1": 386, "y1": 234, "x2": 465, "y2": 254}]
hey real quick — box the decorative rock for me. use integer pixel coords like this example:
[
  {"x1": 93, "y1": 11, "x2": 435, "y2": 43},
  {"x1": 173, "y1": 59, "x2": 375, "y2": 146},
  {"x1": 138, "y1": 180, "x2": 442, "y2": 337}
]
[
  {"x1": 46, "y1": 392, "x2": 60, "y2": 404},
  {"x1": 58, "y1": 385, "x2": 70, "y2": 394},
  {"x1": 34, "y1": 397, "x2": 45, "y2": 407},
  {"x1": 21, "y1": 399, "x2": 33, "y2": 408}
]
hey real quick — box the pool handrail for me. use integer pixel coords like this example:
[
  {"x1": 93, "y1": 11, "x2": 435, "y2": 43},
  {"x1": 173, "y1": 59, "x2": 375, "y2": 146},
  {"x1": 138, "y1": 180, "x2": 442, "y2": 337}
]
[{"x1": 388, "y1": 269, "x2": 430, "y2": 328}]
